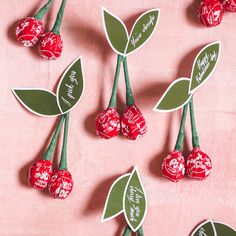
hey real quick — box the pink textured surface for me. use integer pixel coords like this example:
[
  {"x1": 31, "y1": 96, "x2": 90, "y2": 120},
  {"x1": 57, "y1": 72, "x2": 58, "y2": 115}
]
[{"x1": 1, "y1": 0, "x2": 236, "y2": 235}]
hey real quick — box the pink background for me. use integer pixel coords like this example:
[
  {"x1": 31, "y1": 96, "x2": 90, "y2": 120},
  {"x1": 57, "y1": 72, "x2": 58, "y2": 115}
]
[{"x1": 1, "y1": 0, "x2": 236, "y2": 235}]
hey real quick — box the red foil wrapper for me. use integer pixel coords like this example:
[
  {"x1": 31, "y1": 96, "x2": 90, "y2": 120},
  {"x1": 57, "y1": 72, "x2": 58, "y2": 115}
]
[
  {"x1": 198, "y1": 0, "x2": 223, "y2": 27},
  {"x1": 15, "y1": 17, "x2": 44, "y2": 46},
  {"x1": 95, "y1": 108, "x2": 121, "y2": 139},
  {"x1": 221, "y1": 0, "x2": 236, "y2": 12},
  {"x1": 48, "y1": 169, "x2": 73, "y2": 199},
  {"x1": 28, "y1": 159, "x2": 53, "y2": 190},
  {"x1": 161, "y1": 150, "x2": 186, "y2": 182},
  {"x1": 186, "y1": 147, "x2": 212, "y2": 180},
  {"x1": 38, "y1": 32, "x2": 63, "y2": 60},
  {"x1": 121, "y1": 105, "x2": 147, "y2": 140}
]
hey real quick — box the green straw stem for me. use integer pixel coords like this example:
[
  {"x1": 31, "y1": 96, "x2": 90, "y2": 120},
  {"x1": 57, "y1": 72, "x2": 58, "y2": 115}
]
[
  {"x1": 34, "y1": 0, "x2": 54, "y2": 21},
  {"x1": 189, "y1": 97, "x2": 200, "y2": 148},
  {"x1": 59, "y1": 112, "x2": 69, "y2": 170},
  {"x1": 122, "y1": 225, "x2": 144, "y2": 236},
  {"x1": 137, "y1": 226, "x2": 144, "y2": 236},
  {"x1": 43, "y1": 115, "x2": 65, "y2": 161},
  {"x1": 123, "y1": 57, "x2": 135, "y2": 106},
  {"x1": 108, "y1": 54, "x2": 123, "y2": 108},
  {"x1": 51, "y1": 0, "x2": 67, "y2": 35},
  {"x1": 174, "y1": 103, "x2": 188, "y2": 151},
  {"x1": 122, "y1": 225, "x2": 132, "y2": 236}
]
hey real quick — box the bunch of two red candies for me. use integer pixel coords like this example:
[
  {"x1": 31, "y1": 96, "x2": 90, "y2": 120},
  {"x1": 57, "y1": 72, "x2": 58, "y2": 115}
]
[
  {"x1": 161, "y1": 98, "x2": 212, "y2": 183},
  {"x1": 15, "y1": 0, "x2": 67, "y2": 60},
  {"x1": 199, "y1": 0, "x2": 236, "y2": 27},
  {"x1": 28, "y1": 114, "x2": 73, "y2": 199},
  {"x1": 95, "y1": 55, "x2": 147, "y2": 140}
]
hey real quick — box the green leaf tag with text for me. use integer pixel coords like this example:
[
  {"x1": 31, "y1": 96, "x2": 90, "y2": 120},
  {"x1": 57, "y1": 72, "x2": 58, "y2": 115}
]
[{"x1": 57, "y1": 57, "x2": 84, "y2": 114}]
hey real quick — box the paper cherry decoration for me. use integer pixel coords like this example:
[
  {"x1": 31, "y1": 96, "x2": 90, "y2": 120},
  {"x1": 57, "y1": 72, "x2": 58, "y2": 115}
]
[
  {"x1": 28, "y1": 159, "x2": 53, "y2": 190},
  {"x1": 95, "y1": 8, "x2": 159, "y2": 141},
  {"x1": 186, "y1": 147, "x2": 212, "y2": 180},
  {"x1": 198, "y1": 0, "x2": 223, "y2": 27},
  {"x1": 95, "y1": 108, "x2": 121, "y2": 139},
  {"x1": 38, "y1": 0, "x2": 66, "y2": 60},
  {"x1": 221, "y1": 0, "x2": 236, "y2": 11},
  {"x1": 15, "y1": 0, "x2": 53, "y2": 46}
]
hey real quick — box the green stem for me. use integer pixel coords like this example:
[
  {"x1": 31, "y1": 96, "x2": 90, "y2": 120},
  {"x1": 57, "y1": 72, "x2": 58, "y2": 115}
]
[
  {"x1": 59, "y1": 112, "x2": 69, "y2": 170},
  {"x1": 189, "y1": 97, "x2": 200, "y2": 148},
  {"x1": 34, "y1": 0, "x2": 54, "y2": 21},
  {"x1": 122, "y1": 225, "x2": 132, "y2": 236},
  {"x1": 174, "y1": 104, "x2": 188, "y2": 151},
  {"x1": 43, "y1": 115, "x2": 65, "y2": 161},
  {"x1": 123, "y1": 57, "x2": 135, "y2": 106},
  {"x1": 137, "y1": 226, "x2": 144, "y2": 236},
  {"x1": 108, "y1": 54, "x2": 123, "y2": 108},
  {"x1": 51, "y1": 0, "x2": 67, "y2": 35}
]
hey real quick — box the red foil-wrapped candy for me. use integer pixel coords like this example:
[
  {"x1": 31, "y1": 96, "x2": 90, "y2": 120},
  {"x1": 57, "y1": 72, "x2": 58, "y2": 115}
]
[
  {"x1": 28, "y1": 159, "x2": 53, "y2": 190},
  {"x1": 48, "y1": 169, "x2": 73, "y2": 199},
  {"x1": 121, "y1": 105, "x2": 147, "y2": 140},
  {"x1": 198, "y1": 0, "x2": 223, "y2": 27},
  {"x1": 161, "y1": 150, "x2": 186, "y2": 182},
  {"x1": 95, "y1": 108, "x2": 121, "y2": 139},
  {"x1": 38, "y1": 32, "x2": 63, "y2": 60},
  {"x1": 186, "y1": 147, "x2": 212, "y2": 180},
  {"x1": 15, "y1": 17, "x2": 44, "y2": 47},
  {"x1": 221, "y1": 0, "x2": 236, "y2": 12}
]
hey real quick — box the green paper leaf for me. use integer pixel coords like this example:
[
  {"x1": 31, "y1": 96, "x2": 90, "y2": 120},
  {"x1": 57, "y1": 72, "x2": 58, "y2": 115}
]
[
  {"x1": 191, "y1": 220, "x2": 216, "y2": 236},
  {"x1": 102, "y1": 174, "x2": 130, "y2": 221},
  {"x1": 125, "y1": 9, "x2": 160, "y2": 55},
  {"x1": 57, "y1": 57, "x2": 84, "y2": 114},
  {"x1": 12, "y1": 89, "x2": 61, "y2": 117},
  {"x1": 191, "y1": 220, "x2": 236, "y2": 236},
  {"x1": 190, "y1": 41, "x2": 221, "y2": 93},
  {"x1": 123, "y1": 168, "x2": 147, "y2": 232},
  {"x1": 153, "y1": 78, "x2": 192, "y2": 112},
  {"x1": 102, "y1": 8, "x2": 129, "y2": 55},
  {"x1": 214, "y1": 221, "x2": 236, "y2": 236}
]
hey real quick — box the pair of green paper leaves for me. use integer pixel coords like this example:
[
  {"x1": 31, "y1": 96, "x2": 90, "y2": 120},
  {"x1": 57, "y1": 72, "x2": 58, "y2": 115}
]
[
  {"x1": 192, "y1": 220, "x2": 236, "y2": 236},
  {"x1": 102, "y1": 168, "x2": 147, "y2": 232},
  {"x1": 154, "y1": 41, "x2": 221, "y2": 112},
  {"x1": 103, "y1": 8, "x2": 160, "y2": 56},
  {"x1": 12, "y1": 57, "x2": 84, "y2": 117}
]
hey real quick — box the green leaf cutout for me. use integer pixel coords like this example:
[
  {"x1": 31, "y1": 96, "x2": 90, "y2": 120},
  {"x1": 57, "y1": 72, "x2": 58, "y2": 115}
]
[
  {"x1": 125, "y1": 9, "x2": 160, "y2": 55},
  {"x1": 57, "y1": 57, "x2": 84, "y2": 114},
  {"x1": 191, "y1": 220, "x2": 216, "y2": 236},
  {"x1": 123, "y1": 168, "x2": 147, "y2": 232},
  {"x1": 213, "y1": 221, "x2": 236, "y2": 236},
  {"x1": 102, "y1": 174, "x2": 130, "y2": 221},
  {"x1": 12, "y1": 89, "x2": 61, "y2": 117},
  {"x1": 153, "y1": 78, "x2": 192, "y2": 112},
  {"x1": 102, "y1": 8, "x2": 129, "y2": 54},
  {"x1": 190, "y1": 41, "x2": 220, "y2": 93}
]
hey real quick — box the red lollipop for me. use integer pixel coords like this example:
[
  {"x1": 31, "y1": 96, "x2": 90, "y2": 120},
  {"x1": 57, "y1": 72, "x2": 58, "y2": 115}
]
[
  {"x1": 221, "y1": 0, "x2": 236, "y2": 12},
  {"x1": 121, "y1": 105, "x2": 147, "y2": 140},
  {"x1": 198, "y1": 0, "x2": 223, "y2": 27},
  {"x1": 15, "y1": 0, "x2": 53, "y2": 46},
  {"x1": 161, "y1": 150, "x2": 186, "y2": 182},
  {"x1": 48, "y1": 169, "x2": 73, "y2": 199},
  {"x1": 28, "y1": 159, "x2": 53, "y2": 190},
  {"x1": 96, "y1": 108, "x2": 121, "y2": 139},
  {"x1": 38, "y1": 0, "x2": 67, "y2": 60},
  {"x1": 186, "y1": 147, "x2": 212, "y2": 180}
]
